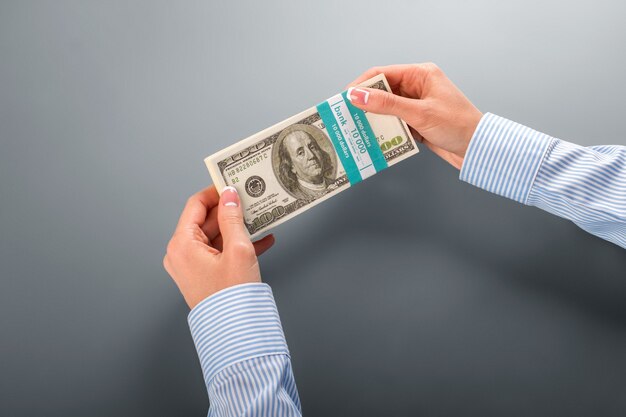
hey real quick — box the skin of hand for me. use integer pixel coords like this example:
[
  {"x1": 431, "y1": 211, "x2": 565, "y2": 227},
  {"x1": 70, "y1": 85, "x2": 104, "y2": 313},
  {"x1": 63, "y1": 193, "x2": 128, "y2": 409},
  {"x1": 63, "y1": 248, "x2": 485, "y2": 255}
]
[
  {"x1": 163, "y1": 185, "x2": 275, "y2": 309},
  {"x1": 346, "y1": 63, "x2": 483, "y2": 170}
]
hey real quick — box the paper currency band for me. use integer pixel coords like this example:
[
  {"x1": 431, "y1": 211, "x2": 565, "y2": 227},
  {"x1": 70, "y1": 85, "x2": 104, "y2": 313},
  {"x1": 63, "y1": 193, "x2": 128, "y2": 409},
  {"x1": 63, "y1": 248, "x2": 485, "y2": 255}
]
[{"x1": 317, "y1": 91, "x2": 388, "y2": 185}]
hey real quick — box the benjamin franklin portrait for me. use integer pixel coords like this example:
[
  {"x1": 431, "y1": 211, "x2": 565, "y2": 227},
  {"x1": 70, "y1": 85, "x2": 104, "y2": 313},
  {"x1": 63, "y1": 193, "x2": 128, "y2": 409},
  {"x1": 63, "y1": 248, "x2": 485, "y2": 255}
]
[{"x1": 272, "y1": 124, "x2": 337, "y2": 200}]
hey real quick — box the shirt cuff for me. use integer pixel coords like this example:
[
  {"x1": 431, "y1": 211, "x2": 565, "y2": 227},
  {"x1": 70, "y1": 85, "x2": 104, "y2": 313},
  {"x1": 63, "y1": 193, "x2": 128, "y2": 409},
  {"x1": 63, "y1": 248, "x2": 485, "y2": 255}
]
[
  {"x1": 188, "y1": 283, "x2": 289, "y2": 385},
  {"x1": 460, "y1": 113, "x2": 554, "y2": 204}
]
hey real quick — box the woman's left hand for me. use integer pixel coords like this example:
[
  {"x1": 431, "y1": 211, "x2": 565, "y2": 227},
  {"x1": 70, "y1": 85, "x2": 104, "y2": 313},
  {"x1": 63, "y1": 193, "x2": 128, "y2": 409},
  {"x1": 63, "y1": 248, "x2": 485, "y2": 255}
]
[{"x1": 163, "y1": 185, "x2": 275, "y2": 309}]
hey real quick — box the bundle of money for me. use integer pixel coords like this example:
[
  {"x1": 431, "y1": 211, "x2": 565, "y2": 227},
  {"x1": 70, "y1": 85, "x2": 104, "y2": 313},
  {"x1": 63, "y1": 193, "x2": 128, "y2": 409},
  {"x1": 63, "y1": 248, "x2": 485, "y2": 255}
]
[{"x1": 205, "y1": 74, "x2": 419, "y2": 239}]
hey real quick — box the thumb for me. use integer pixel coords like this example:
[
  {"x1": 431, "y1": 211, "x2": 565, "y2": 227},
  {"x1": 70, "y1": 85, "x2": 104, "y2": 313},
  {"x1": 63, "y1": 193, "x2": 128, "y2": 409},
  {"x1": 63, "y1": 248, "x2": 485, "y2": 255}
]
[
  {"x1": 347, "y1": 87, "x2": 423, "y2": 123},
  {"x1": 217, "y1": 186, "x2": 252, "y2": 253}
]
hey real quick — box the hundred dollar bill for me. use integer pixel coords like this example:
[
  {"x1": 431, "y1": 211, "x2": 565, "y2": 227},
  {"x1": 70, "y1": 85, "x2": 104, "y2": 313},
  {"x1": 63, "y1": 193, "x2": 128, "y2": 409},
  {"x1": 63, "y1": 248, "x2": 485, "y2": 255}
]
[{"x1": 205, "y1": 74, "x2": 418, "y2": 239}]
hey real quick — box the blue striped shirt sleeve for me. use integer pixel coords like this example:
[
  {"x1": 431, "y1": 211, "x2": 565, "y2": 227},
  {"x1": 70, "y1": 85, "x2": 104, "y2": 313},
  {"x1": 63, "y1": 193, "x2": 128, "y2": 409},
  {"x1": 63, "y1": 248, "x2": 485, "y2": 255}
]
[
  {"x1": 188, "y1": 283, "x2": 302, "y2": 416},
  {"x1": 460, "y1": 113, "x2": 626, "y2": 249}
]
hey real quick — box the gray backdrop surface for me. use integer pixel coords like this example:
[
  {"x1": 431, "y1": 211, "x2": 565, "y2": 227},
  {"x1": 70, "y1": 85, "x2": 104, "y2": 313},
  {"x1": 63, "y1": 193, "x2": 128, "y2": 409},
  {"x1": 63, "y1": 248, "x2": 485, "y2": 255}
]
[{"x1": 1, "y1": 1, "x2": 625, "y2": 416}]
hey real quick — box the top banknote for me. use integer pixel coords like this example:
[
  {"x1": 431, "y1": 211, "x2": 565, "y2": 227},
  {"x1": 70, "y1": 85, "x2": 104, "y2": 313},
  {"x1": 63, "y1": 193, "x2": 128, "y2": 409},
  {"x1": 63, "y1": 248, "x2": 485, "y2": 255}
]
[{"x1": 205, "y1": 74, "x2": 419, "y2": 239}]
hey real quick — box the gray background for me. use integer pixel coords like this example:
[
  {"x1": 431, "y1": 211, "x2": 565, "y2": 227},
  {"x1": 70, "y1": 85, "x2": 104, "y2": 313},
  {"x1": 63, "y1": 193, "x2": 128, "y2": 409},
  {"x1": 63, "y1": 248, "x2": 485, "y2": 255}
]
[{"x1": 1, "y1": 1, "x2": 625, "y2": 416}]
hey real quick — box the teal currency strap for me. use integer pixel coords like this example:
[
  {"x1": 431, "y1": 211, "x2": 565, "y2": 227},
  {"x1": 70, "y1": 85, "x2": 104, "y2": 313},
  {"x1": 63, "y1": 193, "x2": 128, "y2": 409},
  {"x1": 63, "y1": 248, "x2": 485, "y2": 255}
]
[
  {"x1": 341, "y1": 91, "x2": 388, "y2": 173},
  {"x1": 317, "y1": 100, "x2": 362, "y2": 185},
  {"x1": 317, "y1": 91, "x2": 387, "y2": 185}
]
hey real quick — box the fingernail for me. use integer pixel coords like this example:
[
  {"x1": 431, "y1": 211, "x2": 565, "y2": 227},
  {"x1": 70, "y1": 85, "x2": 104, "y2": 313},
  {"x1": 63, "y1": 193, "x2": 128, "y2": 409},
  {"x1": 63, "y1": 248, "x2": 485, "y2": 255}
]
[
  {"x1": 347, "y1": 87, "x2": 369, "y2": 105},
  {"x1": 222, "y1": 186, "x2": 239, "y2": 207}
]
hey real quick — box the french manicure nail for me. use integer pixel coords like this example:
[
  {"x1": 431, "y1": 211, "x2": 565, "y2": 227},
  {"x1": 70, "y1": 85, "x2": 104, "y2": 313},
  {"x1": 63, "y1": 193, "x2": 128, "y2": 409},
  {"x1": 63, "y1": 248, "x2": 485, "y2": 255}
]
[
  {"x1": 222, "y1": 186, "x2": 239, "y2": 207},
  {"x1": 347, "y1": 87, "x2": 369, "y2": 105}
]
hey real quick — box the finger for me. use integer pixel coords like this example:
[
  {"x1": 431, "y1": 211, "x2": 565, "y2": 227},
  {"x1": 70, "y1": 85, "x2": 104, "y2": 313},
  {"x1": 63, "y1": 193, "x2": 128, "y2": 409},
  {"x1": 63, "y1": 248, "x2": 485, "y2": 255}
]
[
  {"x1": 409, "y1": 127, "x2": 425, "y2": 143},
  {"x1": 217, "y1": 186, "x2": 254, "y2": 254},
  {"x1": 252, "y1": 234, "x2": 275, "y2": 256},
  {"x1": 201, "y1": 205, "x2": 220, "y2": 242},
  {"x1": 345, "y1": 64, "x2": 417, "y2": 90},
  {"x1": 176, "y1": 186, "x2": 219, "y2": 230},
  {"x1": 347, "y1": 63, "x2": 440, "y2": 97},
  {"x1": 211, "y1": 233, "x2": 223, "y2": 252},
  {"x1": 346, "y1": 87, "x2": 425, "y2": 124}
]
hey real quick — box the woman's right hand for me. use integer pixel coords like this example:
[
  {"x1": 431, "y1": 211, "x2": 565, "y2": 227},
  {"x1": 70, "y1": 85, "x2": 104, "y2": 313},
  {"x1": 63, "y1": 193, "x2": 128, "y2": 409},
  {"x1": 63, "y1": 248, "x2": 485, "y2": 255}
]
[{"x1": 346, "y1": 63, "x2": 483, "y2": 170}]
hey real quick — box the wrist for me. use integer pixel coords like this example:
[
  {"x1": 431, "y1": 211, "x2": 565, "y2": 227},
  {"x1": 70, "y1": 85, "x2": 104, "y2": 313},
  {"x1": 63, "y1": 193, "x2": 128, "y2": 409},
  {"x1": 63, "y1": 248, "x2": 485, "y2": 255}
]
[
  {"x1": 438, "y1": 109, "x2": 481, "y2": 171},
  {"x1": 460, "y1": 109, "x2": 483, "y2": 157},
  {"x1": 184, "y1": 276, "x2": 263, "y2": 310}
]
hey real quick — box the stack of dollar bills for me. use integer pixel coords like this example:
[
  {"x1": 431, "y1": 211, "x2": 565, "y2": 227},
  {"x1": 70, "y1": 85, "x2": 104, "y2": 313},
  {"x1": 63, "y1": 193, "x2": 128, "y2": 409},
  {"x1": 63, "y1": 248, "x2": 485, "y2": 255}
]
[{"x1": 205, "y1": 74, "x2": 419, "y2": 239}]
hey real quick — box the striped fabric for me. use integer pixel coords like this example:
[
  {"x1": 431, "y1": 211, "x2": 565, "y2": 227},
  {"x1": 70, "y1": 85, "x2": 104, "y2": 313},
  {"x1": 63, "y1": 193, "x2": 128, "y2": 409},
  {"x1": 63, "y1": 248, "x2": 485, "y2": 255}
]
[
  {"x1": 207, "y1": 356, "x2": 301, "y2": 417},
  {"x1": 461, "y1": 113, "x2": 626, "y2": 249},
  {"x1": 188, "y1": 283, "x2": 301, "y2": 416}
]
